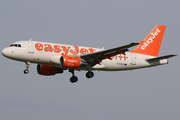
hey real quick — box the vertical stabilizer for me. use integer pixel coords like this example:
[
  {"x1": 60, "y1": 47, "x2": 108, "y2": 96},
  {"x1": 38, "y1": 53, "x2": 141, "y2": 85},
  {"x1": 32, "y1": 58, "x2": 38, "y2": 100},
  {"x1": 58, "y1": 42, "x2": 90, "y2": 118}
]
[{"x1": 131, "y1": 25, "x2": 166, "y2": 57}]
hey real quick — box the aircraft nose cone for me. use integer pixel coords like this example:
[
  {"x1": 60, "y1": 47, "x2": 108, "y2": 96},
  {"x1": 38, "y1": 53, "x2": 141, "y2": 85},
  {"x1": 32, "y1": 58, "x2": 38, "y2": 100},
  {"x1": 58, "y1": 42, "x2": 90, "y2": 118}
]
[{"x1": 2, "y1": 48, "x2": 9, "y2": 57}]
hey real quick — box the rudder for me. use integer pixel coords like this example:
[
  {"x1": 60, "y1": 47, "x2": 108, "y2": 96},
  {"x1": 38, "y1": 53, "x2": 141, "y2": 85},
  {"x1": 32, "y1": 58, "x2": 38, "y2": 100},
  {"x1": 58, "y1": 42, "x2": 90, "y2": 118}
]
[{"x1": 131, "y1": 25, "x2": 166, "y2": 57}]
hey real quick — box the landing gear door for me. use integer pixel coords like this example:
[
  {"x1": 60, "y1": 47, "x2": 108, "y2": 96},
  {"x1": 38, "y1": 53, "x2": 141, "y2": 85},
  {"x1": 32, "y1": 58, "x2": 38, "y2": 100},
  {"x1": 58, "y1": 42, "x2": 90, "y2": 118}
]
[
  {"x1": 131, "y1": 53, "x2": 136, "y2": 65},
  {"x1": 28, "y1": 41, "x2": 34, "y2": 53}
]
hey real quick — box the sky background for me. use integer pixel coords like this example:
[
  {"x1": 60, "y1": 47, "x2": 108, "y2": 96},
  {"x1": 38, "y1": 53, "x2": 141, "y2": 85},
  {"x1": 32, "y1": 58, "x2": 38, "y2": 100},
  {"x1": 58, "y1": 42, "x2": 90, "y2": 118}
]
[{"x1": 0, "y1": 0, "x2": 179, "y2": 120}]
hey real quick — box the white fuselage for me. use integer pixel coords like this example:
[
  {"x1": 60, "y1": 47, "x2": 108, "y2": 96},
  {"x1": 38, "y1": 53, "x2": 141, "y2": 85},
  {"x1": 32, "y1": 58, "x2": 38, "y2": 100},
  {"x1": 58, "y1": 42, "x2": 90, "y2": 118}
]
[{"x1": 2, "y1": 41, "x2": 168, "y2": 71}]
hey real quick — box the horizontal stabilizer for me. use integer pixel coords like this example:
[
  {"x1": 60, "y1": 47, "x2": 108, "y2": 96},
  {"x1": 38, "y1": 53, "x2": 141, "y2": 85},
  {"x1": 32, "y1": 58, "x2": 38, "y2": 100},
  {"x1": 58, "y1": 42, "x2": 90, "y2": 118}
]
[{"x1": 146, "y1": 54, "x2": 177, "y2": 62}]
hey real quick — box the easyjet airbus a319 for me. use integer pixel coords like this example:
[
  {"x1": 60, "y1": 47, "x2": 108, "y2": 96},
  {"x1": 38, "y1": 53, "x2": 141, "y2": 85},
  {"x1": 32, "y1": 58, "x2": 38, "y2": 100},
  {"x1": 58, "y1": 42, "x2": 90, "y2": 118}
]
[{"x1": 2, "y1": 25, "x2": 177, "y2": 83}]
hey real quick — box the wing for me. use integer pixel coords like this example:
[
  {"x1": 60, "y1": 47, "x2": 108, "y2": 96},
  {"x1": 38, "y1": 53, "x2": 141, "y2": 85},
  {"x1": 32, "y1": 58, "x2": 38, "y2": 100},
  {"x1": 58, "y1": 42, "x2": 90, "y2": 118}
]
[{"x1": 78, "y1": 42, "x2": 139, "y2": 66}]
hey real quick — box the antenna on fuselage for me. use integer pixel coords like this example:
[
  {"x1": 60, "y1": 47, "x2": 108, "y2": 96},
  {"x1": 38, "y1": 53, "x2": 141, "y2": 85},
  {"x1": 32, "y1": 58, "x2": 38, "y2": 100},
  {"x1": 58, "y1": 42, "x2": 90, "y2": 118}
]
[{"x1": 29, "y1": 39, "x2": 32, "y2": 41}]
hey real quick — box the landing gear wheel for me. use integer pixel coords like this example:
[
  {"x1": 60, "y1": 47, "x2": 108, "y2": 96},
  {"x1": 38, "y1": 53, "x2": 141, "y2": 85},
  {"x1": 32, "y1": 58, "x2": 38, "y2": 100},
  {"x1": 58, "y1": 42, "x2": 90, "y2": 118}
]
[
  {"x1": 24, "y1": 69, "x2": 29, "y2": 74},
  {"x1": 70, "y1": 76, "x2": 78, "y2": 83},
  {"x1": 86, "y1": 71, "x2": 94, "y2": 78}
]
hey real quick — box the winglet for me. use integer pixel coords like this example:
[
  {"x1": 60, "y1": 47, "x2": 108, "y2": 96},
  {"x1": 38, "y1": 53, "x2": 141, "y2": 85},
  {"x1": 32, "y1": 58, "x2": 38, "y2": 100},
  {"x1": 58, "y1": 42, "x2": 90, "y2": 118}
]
[{"x1": 131, "y1": 25, "x2": 166, "y2": 57}]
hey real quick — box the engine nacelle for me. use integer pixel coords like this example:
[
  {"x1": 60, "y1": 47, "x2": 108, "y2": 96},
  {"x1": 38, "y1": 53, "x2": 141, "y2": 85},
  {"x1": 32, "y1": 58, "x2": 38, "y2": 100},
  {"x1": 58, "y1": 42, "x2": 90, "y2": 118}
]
[
  {"x1": 37, "y1": 64, "x2": 63, "y2": 76},
  {"x1": 60, "y1": 56, "x2": 81, "y2": 68}
]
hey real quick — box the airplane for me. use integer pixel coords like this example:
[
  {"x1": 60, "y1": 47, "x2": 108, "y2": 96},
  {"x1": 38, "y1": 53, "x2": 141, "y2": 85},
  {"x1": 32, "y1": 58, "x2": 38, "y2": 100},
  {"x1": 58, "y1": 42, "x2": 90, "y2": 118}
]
[{"x1": 1, "y1": 25, "x2": 177, "y2": 83}]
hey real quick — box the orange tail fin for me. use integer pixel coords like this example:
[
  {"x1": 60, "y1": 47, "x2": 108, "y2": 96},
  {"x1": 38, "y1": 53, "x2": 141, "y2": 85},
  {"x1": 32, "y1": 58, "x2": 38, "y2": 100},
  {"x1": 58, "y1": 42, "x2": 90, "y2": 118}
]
[{"x1": 131, "y1": 25, "x2": 166, "y2": 57}]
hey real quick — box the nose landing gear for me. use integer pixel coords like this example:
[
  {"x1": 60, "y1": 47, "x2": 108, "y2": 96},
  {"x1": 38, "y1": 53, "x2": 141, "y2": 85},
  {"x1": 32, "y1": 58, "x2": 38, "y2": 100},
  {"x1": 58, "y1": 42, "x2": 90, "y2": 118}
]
[
  {"x1": 24, "y1": 69, "x2": 29, "y2": 74},
  {"x1": 24, "y1": 62, "x2": 30, "y2": 74}
]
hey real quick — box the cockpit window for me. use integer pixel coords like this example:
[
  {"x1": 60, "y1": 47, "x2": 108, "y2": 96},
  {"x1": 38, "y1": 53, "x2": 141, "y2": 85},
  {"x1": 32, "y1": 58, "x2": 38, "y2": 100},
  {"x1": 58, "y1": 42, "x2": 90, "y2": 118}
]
[
  {"x1": 9, "y1": 44, "x2": 21, "y2": 47},
  {"x1": 9, "y1": 44, "x2": 14, "y2": 47}
]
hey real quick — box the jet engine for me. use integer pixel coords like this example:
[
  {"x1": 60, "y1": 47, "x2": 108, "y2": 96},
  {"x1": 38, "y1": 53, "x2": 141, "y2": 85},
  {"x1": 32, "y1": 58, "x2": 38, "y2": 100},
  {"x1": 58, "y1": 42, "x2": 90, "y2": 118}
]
[
  {"x1": 60, "y1": 56, "x2": 83, "y2": 68},
  {"x1": 37, "y1": 64, "x2": 63, "y2": 76}
]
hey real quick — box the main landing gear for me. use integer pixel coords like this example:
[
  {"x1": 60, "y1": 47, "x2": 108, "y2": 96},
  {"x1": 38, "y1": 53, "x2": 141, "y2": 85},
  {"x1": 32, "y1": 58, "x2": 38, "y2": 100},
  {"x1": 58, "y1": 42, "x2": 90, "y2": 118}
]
[
  {"x1": 69, "y1": 69, "x2": 94, "y2": 83},
  {"x1": 24, "y1": 62, "x2": 30, "y2": 74},
  {"x1": 69, "y1": 69, "x2": 78, "y2": 83},
  {"x1": 86, "y1": 71, "x2": 94, "y2": 78},
  {"x1": 86, "y1": 65, "x2": 94, "y2": 79}
]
